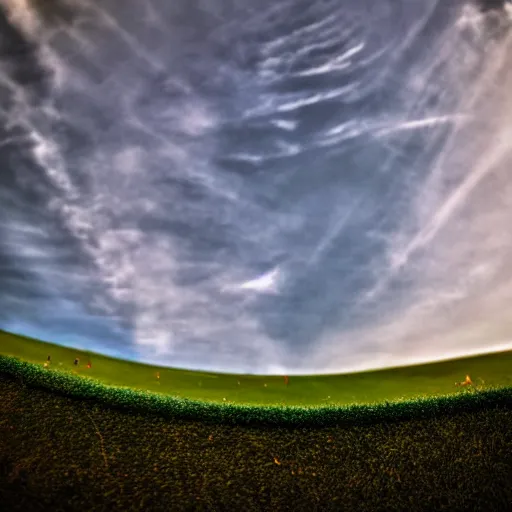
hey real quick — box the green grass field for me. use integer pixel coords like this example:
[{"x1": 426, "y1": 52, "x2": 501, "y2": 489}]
[
  {"x1": 1, "y1": 371, "x2": 511, "y2": 511},
  {"x1": 1, "y1": 328, "x2": 511, "y2": 408},
  {"x1": 1, "y1": 328, "x2": 512, "y2": 510}
]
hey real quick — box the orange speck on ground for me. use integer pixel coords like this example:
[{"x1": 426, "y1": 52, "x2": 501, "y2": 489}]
[{"x1": 456, "y1": 374, "x2": 473, "y2": 387}]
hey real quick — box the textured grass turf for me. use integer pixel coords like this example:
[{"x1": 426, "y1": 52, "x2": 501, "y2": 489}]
[
  {"x1": 0, "y1": 372, "x2": 511, "y2": 512},
  {"x1": 1, "y1": 330, "x2": 512, "y2": 510},
  {"x1": 2, "y1": 329, "x2": 512, "y2": 407},
  {"x1": 1, "y1": 354, "x2": 512, "y2": 429}
]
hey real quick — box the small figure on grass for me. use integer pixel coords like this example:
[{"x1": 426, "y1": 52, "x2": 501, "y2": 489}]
[
  {"x1": 87, "y1": 360, "x2": 92, "y2": 369},
  {"x1": 284, "y1": 375, "x2": 289, "y2": 386},
  {"x1": 47, "y1": 355, "x2": 51, "y2": 363},
  {"x1": 455, "y1": 375, "x2": 473, "y2": 388},
  {"x1": 74, "y1": 358, "x2": 80, "y2": 366}
]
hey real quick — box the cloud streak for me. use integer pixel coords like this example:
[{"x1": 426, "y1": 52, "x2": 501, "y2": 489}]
[{"x1": 0, "y1": 0, "x2": 511, "y2": 374}]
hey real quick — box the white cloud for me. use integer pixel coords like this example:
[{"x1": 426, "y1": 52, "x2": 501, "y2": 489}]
[
  {"x1": 1, "y1": 0, "x2": 41, "y2": 35},
  {"x1": 2, "y1": 0, "x2": 512, "y2": 377},
  {"x1": 238, "y1": 267, "x2": 282, "y2": 294}
]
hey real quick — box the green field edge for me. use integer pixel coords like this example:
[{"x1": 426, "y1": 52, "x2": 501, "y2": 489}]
[
  {"x1": 1, "y1": 354, "x2": 511, "y2": 428},
  {"x1": 4, "y1": 326, "x2": 512, "y2": 378},
  {"x1": 3, "y1": 328, "x2": 512, "y2": 407}
]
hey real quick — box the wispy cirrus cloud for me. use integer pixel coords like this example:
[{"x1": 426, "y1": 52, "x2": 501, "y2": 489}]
[{"x1": 0, "y1": 0, "x2": 511, "y2": 375}]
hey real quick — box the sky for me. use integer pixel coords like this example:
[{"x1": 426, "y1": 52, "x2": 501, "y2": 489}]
[{"x1": 0, "y1": 0, "x2": 511, "y2": 375}]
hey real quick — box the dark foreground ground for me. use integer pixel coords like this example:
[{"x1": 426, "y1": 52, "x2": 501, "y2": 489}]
[{"x1": 0, "y1": 372, "x2": 511, "y2": 512}]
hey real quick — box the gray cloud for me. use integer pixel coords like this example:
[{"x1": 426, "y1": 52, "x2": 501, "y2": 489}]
[{"x1": 0, "y1": 0, "x2": 511, "y2": 374}]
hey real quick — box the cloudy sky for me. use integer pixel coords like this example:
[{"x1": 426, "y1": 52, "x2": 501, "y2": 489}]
[{"x1": 0, "y1": 0, "x2": 511, "y2": 374}]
